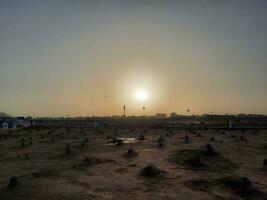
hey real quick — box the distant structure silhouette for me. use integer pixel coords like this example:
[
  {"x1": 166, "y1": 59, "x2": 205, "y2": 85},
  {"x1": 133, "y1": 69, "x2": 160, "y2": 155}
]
[
  {"x1": 123, "y1": 105, "x2": 126, "y2": 117},
  {"x1": 143, "y1": 107, "x2": 146, "y2": 116}
]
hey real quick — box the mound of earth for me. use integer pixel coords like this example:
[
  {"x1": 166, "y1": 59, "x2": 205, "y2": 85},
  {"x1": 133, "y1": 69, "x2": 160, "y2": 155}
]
[
  {"x1": 31, "y1": 169, "x2": 61, "y2": 179},
  {"x1": 140, "y1": 164, "x2": 163, "y2": 177},
  {"x1": 78, "y1": 156, "x2": 112, "y2": 167},
  {"x1": 169, "y1": 147, "x2": 236, "y2": 172},
  {"x1": 124, "y1": 148, "x2": 138, "y2": 158},
  {"x1": 185, "y1": 176, "x2": 267, "y2": 200}
]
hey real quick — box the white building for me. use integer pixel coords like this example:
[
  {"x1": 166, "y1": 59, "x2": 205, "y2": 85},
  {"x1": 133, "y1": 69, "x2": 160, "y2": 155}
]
[
  {"x1": 17, "y1": 117, "x2": 25, "y2": 126},
  {"x1": 94, "y1": 121, "x2": 105, "y2": 128},
  {"x1": 229, "y1": 121, "x2": 233, "y2": 128},
  {"x1": 2, "y1": 122, "x2": 9, "y2": 129},
  {"x1": 12, "y1": 122, "x2": 17, "y2": 129},
  {"x1": 24, "y1": 121, "x2": 31, "y2": 127}
]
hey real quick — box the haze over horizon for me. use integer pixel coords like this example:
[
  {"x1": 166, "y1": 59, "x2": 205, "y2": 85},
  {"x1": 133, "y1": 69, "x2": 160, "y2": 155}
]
[{"x1": 0, "y1": 0, "x2": 266, "y2": 117}]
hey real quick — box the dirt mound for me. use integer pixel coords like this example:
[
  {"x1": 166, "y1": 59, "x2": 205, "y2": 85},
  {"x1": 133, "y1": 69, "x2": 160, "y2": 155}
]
[
  {"x1": 124, "y1": 148, "x2": 138, "y2": 158},
  {"x1": 8, "y1": 176, "x2": 18, "y2": 189},
  {"x1": 185, "y1": 155, "x2": 206, "y2": 168},
  {"x1": 220, "y1": 176, "x2": 252, "y2": 195},
  {"x1": 140, "y1": 164, "x2": 162, "y2": 177},
  {"x1": 31, "y1": 169, "x2": 61, "y2": 179},
  {"x1": 185, "y1": 179, "x2": 210, "y2": 192},
  {"x1": 78, "y1": 156, "x2": 112, "y2": 167},
  {"x1": 206, "y1": 143, "x2": 218, "y2": 156},
  {"x1": 169, "y1": 147, "x2": 236, "y2": 172},
  {"x1": 185, "y1": 176, "x2": 267, "y2": 200}
]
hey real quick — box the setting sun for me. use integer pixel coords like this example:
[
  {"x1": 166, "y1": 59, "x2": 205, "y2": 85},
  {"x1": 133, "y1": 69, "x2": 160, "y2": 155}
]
[{"x1": 134, "y1": 89, "x2": 148, "y2": 102}]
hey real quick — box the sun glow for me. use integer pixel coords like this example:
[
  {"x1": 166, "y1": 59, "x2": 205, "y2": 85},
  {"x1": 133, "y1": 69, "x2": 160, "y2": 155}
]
[{"x1": 134, "y1": 89, "x2": 148, "y2": 102}]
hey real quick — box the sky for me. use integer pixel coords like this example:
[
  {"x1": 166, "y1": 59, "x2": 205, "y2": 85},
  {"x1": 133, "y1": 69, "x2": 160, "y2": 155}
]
[{"x1": 0, "y1": 0, "x2": 266, "y2": 117}]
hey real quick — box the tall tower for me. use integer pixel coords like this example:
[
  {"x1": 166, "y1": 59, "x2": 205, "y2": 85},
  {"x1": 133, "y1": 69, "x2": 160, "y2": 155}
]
[
  {"x1": 143, "y1": 106, "x2": 146, "y2": 116},
  {"x1": 123, "y1": 105, "x2": 126, "y2": 117}
]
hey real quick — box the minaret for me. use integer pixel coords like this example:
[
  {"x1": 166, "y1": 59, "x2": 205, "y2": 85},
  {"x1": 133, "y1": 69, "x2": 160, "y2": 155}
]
[
  {"x1": 143, "y1": 106, "x2": 145, "y2": 116},
  {"x1": 123, "y1": 105, "x2": 126, "y2": 117}
]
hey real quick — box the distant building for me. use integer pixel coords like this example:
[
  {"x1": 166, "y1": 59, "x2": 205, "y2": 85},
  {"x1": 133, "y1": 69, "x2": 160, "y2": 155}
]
[
  {"x1": 170, "y1": 112, "x2": 178, "y2": 118},
  {"x1": 1, "y1": 117, "x2": 32, "y2": 129},
  {"x1": 24, "y1": 120, "x2": 31, "y2": 127},
  {"x1": 2, "y1": 121, "x2": 9, "y2": 129},
  {"x1": 17, "y1": 117, "x2": 25, "y2": 126},
  {"x1": 35, "y1": 118, "x2": 95, "y2": 127},
  {"x1": 94, "y1": 121, "x2": 105, "y2": 128},
  {"x1": 155, "y1": 113, "x2": 167, "y2": 118},
  {"x1": 12, "y1": 122, "x2": 17, "y2": 129},
  {"x1": 112, "y1": 115, "x2": 121, "y2": 119}
]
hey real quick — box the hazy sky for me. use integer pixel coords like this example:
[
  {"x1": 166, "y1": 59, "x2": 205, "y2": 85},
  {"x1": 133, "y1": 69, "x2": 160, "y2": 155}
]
[{"x1": 0, "y1": 0, "x2": 266, "y2": 117}]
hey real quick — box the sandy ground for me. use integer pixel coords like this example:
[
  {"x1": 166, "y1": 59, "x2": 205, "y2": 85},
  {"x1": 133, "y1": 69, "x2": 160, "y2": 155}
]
[{"x1": 0, "y1": 126, "x2": 267, "y2": 200}]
